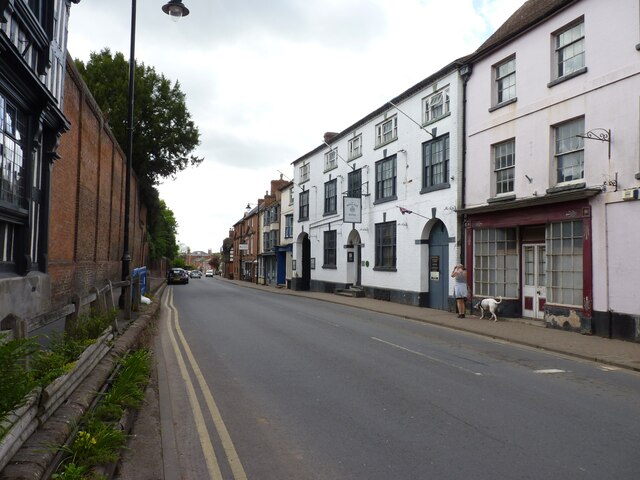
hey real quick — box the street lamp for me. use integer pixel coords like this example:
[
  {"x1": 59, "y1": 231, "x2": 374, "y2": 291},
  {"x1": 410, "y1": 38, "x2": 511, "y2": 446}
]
[{"x1": 121, "y1": 0, "x2": 190, "y2": 307}]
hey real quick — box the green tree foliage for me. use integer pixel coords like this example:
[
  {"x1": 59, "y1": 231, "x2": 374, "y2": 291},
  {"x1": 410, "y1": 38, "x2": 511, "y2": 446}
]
[
  {"x1": 208, "y1": 253, "x2": 221, "y2": 270},
  {"x1": 147, "y1": 197, "x2": 179, "y2": 261},
  {"x1": 75, "y1": 49, "x2": 202, "y2": 187}
]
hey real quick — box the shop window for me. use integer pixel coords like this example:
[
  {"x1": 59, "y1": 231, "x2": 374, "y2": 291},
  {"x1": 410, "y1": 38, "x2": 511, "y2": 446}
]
[
  {"x1": 546, "y1": 220, "x2": 583, "y2": 306},
  {"x1": 474, "y1": 228, "x2": 518, "y2": 297}
]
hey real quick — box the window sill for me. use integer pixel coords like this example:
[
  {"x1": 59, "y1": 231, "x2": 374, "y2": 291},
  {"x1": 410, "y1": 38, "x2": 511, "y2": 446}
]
[
  {"x1": 373, "y1": 195, "x2": 398, "y2": 205},
  {"x1": 374, "y1": 138, "x2": 398, "y2": 150},
  {"x1": 420, "y1": 183, "x2": 450, "y2": 194},
  {"x1": 487, "y1": 194, "x2": 516, "y2": 204},
  {"x1": 324, "y1": 165, "x2": 338, "y2": 173},
  {"x1": 547, "y1": 67, "x2": 587, "y2": 88},
  {"x1": 322, "y1": 265, "x2": 337, "y2": 270},
  {"x1": 373, "y1": 266, "x2": 397, "y2": 272},
  {"x1": 422, "y1": 112, "x2": 450, "y2": 127},
  {"x1": 298, "y1": 217, "x2": 309, "y2": 222},
  {"x1": 488, "y1": 97, "x2": 517, "y2": 112},
  {"x1": 348, "y1": 153, "x2": 362, "y2": 162},
  {"x1": 546, "y1": 182, "x2": 586, "y2": 194},
  {"x1": 323, "y1": 211, "x2": 337, "y2": 217}
]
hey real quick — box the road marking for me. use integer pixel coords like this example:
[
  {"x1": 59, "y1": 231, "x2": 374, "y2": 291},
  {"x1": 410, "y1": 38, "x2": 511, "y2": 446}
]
[
  {"x1": 534, "y1": 369, "x2": 566, "y2": 374},
  {"x1": 598, "y1": 365, "x2": 619, "y2": 371},
  {"x1": 371, "y1": 337, "x2": 483, "y2": 376},
  {"x1": 171, "y1": 298, "x2": 248, "y2": 480},
  {"x1": 165, "y1": 290, "x2": 224, "y2": 480}
]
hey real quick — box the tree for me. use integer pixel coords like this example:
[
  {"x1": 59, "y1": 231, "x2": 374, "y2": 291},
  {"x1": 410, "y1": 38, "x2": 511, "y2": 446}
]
[
  {"x1": 75, "y1": 48, "x2": 202, "y2": 188},
  {"x1": 208, "y1": 254, "x2": 221, "y2": 271},
  {"x1": 147, "y1": 196, "x2": 179, "y2": 261}
]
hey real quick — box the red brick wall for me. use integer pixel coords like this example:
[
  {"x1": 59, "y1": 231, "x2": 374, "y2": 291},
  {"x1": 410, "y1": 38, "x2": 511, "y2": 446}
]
[{"x1": 48, "y1": 56, "x2": 147, "y2": 309}]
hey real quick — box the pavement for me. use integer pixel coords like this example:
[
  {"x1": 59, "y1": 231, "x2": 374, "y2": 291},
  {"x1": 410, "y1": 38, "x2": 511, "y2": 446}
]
[{"x1": 115, "y1": 277, "x2": 640, "y2": 479}]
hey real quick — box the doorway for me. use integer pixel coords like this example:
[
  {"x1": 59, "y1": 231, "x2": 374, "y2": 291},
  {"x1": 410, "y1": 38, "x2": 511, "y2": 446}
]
[
  {"x1": 522, "y1": 244, "x2": 546, "y2": 319},
  {"x1": 428, "y1": 220, "x2": 449, "y2": 310}
]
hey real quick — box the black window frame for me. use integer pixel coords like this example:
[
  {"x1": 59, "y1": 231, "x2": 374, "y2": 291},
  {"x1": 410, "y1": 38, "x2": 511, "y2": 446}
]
[
  {"x1": 324, "y1": 178, "x2": 337, "y2": 215},
  {"x1": 422, "y1": 133, "x2": 450, "y2": 193},
  {"x1": 347, "y1": 168, "x2": 362, "y2": 198},
  {"x1": 374, "y1": 221, "x2": 396, "y2": 270},
  {"x1": 323, "y1": 230, "x2": 337, "y2": 268},
  {"x1": 298, "y1": 190, "x2": 309, "y2": 221},
  {"x1": 375, "y1": 155, "x2": 397, "y2": 203}
]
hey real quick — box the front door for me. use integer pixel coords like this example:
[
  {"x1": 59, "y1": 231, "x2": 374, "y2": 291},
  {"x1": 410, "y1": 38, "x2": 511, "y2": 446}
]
[
  {"x1": 428, "y1": 221, "x2": 449, "y2": 310},
  {"x1": 522, "y1": 244, "x2": 546, "y2": 319}
]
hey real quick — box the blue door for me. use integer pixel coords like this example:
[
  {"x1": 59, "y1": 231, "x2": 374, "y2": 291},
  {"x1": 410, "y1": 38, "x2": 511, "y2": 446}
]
[{"x1": 428, "y1": 221, "x2": 449, "y2": 310}]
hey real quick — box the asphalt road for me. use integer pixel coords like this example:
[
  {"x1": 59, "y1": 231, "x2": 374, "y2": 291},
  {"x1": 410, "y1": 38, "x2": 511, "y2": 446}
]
[{"x1": 157, "y1": 277, "x2": 640, "y2": 480}]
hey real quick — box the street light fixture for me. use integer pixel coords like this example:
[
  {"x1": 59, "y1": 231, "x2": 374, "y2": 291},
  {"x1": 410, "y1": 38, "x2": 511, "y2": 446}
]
[{"x1": 121, "y1": 0, "x2": 190, "y2": 308}]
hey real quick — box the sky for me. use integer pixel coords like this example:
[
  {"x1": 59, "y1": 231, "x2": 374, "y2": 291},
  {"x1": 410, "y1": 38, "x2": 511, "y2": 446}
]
[{"x1": 66, "y1": 0, "x2": 526, "y2": 253}]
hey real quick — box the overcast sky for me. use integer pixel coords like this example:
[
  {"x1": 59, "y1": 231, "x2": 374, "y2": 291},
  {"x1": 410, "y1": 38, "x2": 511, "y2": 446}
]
[{"x1": 66, "y1": 0, "x2": 526, "y2": 253}]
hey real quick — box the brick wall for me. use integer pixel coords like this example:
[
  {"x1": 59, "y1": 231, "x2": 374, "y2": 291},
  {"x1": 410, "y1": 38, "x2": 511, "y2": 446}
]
[{"x1": 48, "y1": 56, "x2": 148, "y2": 309}]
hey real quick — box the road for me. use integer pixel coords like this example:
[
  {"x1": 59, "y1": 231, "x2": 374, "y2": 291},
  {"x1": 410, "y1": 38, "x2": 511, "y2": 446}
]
[{"x1": 156, "y1": 277, "x2": 640, "y2": 480}]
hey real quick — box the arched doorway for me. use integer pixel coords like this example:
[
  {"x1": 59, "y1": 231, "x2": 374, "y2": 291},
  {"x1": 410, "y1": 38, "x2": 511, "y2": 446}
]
[{"x1": 426, "y1": 220, "x2": 449, "y2": 310}]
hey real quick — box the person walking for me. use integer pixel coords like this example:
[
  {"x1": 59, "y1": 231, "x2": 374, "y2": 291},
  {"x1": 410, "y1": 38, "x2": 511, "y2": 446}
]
[{"x1": 451, "y1": 264, "x2": 468, "y2": 318}]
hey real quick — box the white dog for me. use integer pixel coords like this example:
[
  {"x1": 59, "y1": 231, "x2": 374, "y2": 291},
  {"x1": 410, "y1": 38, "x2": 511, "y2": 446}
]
[{"x1": 475, "y1": 297, "x2": 502, "y2": 322}]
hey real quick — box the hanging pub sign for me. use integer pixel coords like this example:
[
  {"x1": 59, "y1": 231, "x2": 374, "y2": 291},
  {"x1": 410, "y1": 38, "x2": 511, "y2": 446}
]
[{"x1": 343, "y1": 196, "x2": 362, "y2": 223}]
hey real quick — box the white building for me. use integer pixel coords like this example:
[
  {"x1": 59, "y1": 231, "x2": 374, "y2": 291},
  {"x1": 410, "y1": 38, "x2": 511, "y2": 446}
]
[
  {"x1": 291, "y1": 60, "x2": 467, "y2": 310},
  {"x1": 462, "y1": 0, "x2": 640, "y2": 340},
  {"x1": 277, "y1": 180, "x2": 295, "y2": 288}
]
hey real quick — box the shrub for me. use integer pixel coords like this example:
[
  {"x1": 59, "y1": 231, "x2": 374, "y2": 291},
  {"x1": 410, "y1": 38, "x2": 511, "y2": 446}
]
[{"x1": 0, "y1": 335, "x2": 38, "y2": 432}]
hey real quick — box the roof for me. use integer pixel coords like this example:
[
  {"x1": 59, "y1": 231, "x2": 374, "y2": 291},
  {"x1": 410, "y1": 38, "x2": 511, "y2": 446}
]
[
  {"x1": 291, "y1": 56, "x2": 469, "y2": 165},
  {"x1": 471, "y1": 0, "x2": 579, "y2": 60}
]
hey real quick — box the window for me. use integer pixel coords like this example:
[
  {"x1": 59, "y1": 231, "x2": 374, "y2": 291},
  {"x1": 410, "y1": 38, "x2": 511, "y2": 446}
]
[
  {"x1": 375, "y1": 221, "x2": 396, "y2": 269},
  {"x1": 375, "y1": 115, "x2": 397, "y2": 147},
  {"x1": 285, "y1": 214, "x2": 293, "y2": 238},
  {"x1": 547, "y1": 220, "x2": 583, "y2": 306},
  {"x1": 554, "y1": 117, "x2": 584, "y2": 183},
  {"x1": 474, "y1": 228, "x2": 518, "y2": 297},
  {"x1": 323, "y1": 230, "x2": 337, "y2": 267},
  {"x1": 422, "y1": 134, "x2": 449, "y2": 190},
  {"x1": 324, "y1": 179, "x2": 337, "y2": 215},
  {"x1": 299, "y1": 190, "x2": 309, "y2": 221},
  {"x1": 494, "y1": 57, "x2": 516, "y2": 105},
  {"x1": 494, "y1": 139, "x2": 515, "y2": 195},
  {"x1": 1, "y1": 97, "x2": 27, "y2": 209},
  {"x1": 324, "y1": 148, "x2": 337, "y2": 172},
  {"x1": 299, "y1": 163, "x2": 310, "y2": 183},
  {"x1": 270, "y1": 230, "x2": 279, "y2": 249},
  {"x1": 347, "y1": 168, "x2": 362, "y2": 198},
  {"x1": 348, "y1": 135, "x2": 362, "y2": 160},
  {"x1": 423, "y1": 87, "x2": 450, "y2": 124},
  {"x1": 288, "y1": 187, "x2": 294, "y2": 205},
  {"x1": 375, "y1": 156, "x2": 396, "y2": 202},
  {"x1": 554, "y1": 20, "x2": 585, "y2": 80}
]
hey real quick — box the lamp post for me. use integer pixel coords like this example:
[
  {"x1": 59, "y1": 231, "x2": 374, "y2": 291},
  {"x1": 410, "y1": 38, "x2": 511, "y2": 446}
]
[{"x1": 121, "y1": 0, "x2": 190, "y2": 308}]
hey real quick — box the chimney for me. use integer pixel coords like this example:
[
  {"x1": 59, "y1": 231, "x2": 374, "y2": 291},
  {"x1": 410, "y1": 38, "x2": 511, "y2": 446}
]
[{"x1": 324, "y1": 132, "x2": 338, "y2": 143}]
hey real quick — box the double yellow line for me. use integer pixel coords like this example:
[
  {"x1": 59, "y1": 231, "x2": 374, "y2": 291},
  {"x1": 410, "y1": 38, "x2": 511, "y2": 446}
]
[{"x1": 164, "y1": 288, "x2": 248, "y2": 480}]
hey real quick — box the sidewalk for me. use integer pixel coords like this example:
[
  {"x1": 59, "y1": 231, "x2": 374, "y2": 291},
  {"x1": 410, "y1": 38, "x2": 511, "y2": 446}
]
[{"x1": 226, "y1": 278, "x2": 640, "y2": 373}]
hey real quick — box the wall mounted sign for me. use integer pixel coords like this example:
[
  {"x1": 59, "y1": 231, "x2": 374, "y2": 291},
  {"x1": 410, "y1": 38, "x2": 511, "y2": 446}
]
[{"x1": 343, "y1": 196, "x2": 362, "y2": 223}]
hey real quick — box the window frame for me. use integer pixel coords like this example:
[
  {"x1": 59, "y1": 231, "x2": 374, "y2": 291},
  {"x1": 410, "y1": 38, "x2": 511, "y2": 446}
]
[
  {"x1": 422, "y1": 86, "x2": 450, "y2": 125},
  {"x1": 324, "y1": 178, "x2": 337, "y2": 215},
  {"x1": 375, "y1": 115, "x2": 398, "y2": 148},
  {"x1": 493, "y1": 56, "x2": 516, "y2": 107},
  {"x1": 546, "y1": 220, "x2": 583, "y2": 307},
  {"x1": 374, "y1": 155, "x2": 397, "y2": 203},
  {"x1": 493, "y1": 139, "x2": 515, "y2": 195},
  {"x1": 323, "y1": 230, "x2": 337, "y2": 268},
  {"x1": 348, "y1": 134, "x2": 362, "y2": 160},
  {"x1": 374, "y1": 221, "x2": 397, "y2": 270},
  {"x1": 421, "y1": 133, "x2": 450, "y2": 192},
  {"x1": 299, "y1": 163, "x2": 310, "y2": 183},
  {"x1": 324, "y1": 148, "x2": 338, "y2": 172},
  {"x1": 284, "y1": 214, "x2": 293, "y2": 238},
  {"x1": 549, "y1": 18, "x2": 586, "y2": 86},
  {"x1": 298, "y1": 190, "x2": 309, "y2": 221},
  {"x1": 554, "y1": 117, "x2": 585, "y2": 185},
  {"x1": 473, "y1": 227, "x2": 519, "y2": 298},
  {"x1": 347, "y1": 168, "x2": 362, "y2": 198}
]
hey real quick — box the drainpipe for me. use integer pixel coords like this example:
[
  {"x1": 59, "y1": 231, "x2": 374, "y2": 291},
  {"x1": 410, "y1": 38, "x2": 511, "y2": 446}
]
[{"x1": 459, "y1": 64, "x2": 472, "y2": 266}]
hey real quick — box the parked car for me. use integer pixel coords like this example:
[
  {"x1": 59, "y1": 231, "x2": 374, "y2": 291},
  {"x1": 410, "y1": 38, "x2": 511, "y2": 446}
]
[
  {"x1": 205, "y1": 269, "x2": 214, "y2": 277},
  {"x1": 167, "y1": 268, "x2": 189, "y2": 285},
  {"x1": 190, "y1": 270, "x2": 202, "y2": 278}
]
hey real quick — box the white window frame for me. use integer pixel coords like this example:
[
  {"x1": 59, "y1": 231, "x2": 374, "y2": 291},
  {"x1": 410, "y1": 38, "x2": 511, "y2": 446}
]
[
  {"x1": 546, "y1": 220, "x2": 583, "y2": 307},
  {"x1": 422, "y1": 86, "x2": 450, "y2": 124},
  {"x1": 474, "y1": 227, "x2": 519, "y2": 298},
  {"x1": 299, "y1": 163, "x2": 310, "y2": 183},
  {"x1": 348, "y1": 134, "x2": 362, "y2": 160},
  {"x1": 553, "y1": 19, "x2": 585, "y2": 80},
  {"x1": 554, "y1": 117, "x2": 584, "y2": 184},
  {"x1": 493, "y1": 139, "x2": 515, "y2": 195},
  {"x1": 324, "y1": 148, "x2": 338, "y2": 172},
  {"x1": 375, "y1": 115, "x2": 397, "y2": 147},
  {"x1": 494, "y1": 56, "x2": 516, "y2": 105}
]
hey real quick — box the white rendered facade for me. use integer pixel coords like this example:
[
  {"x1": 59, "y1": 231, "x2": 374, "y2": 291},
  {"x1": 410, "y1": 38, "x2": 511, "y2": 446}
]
[
  {"x1": 463, "y1": 0, "x2": 640, "y2": 338},
  {"x1": 292, "y1": 63, "x2": 466, "y2": 309}
]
